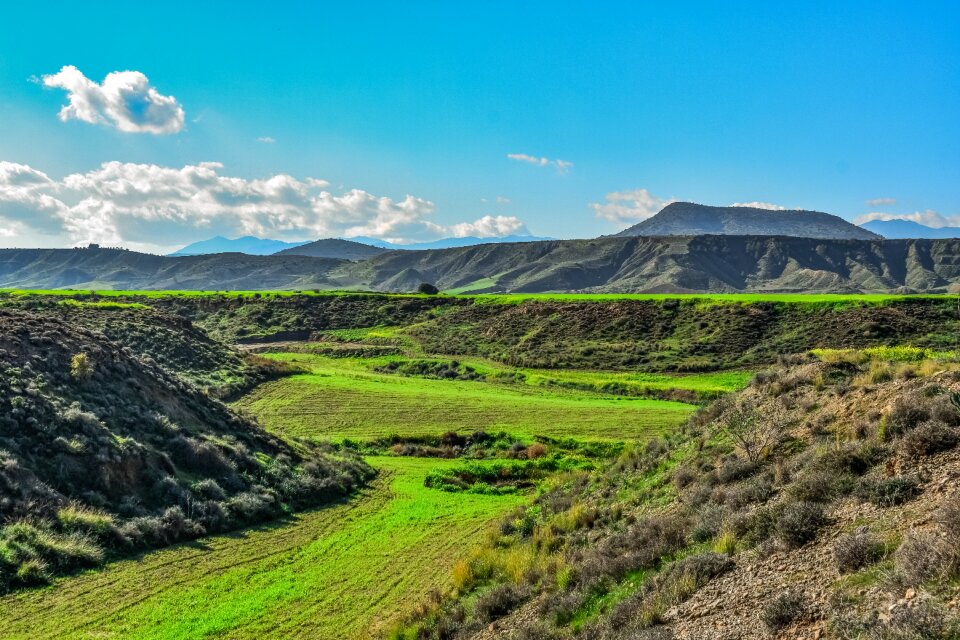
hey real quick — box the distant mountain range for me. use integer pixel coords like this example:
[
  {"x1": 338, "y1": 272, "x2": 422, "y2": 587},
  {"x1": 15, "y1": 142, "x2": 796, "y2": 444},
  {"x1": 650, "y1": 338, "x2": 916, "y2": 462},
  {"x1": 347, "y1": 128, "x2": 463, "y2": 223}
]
[
  {"x1": 4, "y1": 236, "x2": 959, "y2": 293},
  {"x1": 169, "y1": 236, "x2": 310, "y2": 256},
  {"x1": 170, "y1": 234, "x2": 554, "y2": 258},
  {"x1": 348, "y1": 234, "x2": 555, "y2": 250},
  {"x1": 616, "y1": 202, "x2": 880, "y2": 240},
  {"x1": 859, "y1": 219, "x2": 960, "y2": 239}
]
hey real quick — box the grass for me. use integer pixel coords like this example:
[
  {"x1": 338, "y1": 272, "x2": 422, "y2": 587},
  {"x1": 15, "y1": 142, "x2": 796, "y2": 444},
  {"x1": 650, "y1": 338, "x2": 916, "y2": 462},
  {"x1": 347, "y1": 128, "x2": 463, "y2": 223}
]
[
  {"x1": 0, "y1": 457, "x2": 526, "y2": 640},
  {"x1": 233, "y1": 354, "x2": 697, "y2": 442}
]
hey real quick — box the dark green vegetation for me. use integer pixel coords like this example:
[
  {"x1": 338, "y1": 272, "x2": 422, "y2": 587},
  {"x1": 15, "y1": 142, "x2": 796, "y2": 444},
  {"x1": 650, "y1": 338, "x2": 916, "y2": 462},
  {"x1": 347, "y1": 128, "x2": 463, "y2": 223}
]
[
  {"x1": 613, "y1": 202, "x2": 881, "y2": 239},
  {"x1": 391, "y1": 352, "x2": 960, "y2": 639},
  {"x1": 3, "y1": 234, "x2": 960, "y2": 293},
  {"x1": 0, "y1": 307, "x2": 371, "y2": 593}
]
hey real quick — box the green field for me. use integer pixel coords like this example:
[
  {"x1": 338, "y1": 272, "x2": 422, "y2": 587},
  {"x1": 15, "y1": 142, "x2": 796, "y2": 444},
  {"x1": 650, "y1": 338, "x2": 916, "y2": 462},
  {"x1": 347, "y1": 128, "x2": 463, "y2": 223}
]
[
  {"x1": 233, "y1": 353, "x2": 698, "y2": 441},
  {"x1": 0, "y1": 457, "x2": 525, "y2": 640}
]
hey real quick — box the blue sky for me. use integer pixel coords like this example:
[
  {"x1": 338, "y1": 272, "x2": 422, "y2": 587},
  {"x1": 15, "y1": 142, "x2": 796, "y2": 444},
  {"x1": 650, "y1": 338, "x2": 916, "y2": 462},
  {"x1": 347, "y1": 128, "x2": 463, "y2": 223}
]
[{"x1": 0, "y1": 1, "x2": 958, "y2": 252}]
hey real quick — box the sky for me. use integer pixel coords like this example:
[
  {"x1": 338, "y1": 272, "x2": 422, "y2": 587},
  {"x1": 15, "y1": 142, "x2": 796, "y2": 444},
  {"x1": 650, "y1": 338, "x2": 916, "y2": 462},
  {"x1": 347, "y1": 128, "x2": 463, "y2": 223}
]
[{"x1": 0, "y1": 1, "x2": 958, "y2": 254}]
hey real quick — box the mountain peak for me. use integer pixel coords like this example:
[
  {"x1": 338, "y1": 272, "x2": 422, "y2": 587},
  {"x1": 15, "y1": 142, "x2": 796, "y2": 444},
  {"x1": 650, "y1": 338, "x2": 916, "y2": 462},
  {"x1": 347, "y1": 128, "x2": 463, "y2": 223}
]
[{"x1": 614, "y1": 202, "x2": 881, "y2": 240}]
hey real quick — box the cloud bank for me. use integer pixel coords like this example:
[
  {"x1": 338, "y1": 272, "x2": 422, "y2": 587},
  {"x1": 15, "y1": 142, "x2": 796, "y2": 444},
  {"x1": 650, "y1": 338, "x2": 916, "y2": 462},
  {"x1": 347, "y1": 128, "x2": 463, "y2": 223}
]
[
  {"x1": 590, "y1": 188, "x2": 674, "y2": 224},
  {"x1": 0, "y1": 161, "x2": 528, "y2": 251},
  {"x1": 42, "y1": 66, "x2": 185, "y2": 134}
]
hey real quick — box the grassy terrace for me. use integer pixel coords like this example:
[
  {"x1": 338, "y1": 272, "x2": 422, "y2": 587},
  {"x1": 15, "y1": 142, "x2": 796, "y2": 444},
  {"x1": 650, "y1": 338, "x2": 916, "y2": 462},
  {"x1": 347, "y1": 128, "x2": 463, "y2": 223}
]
[
  {"x1": 0, "y1": 457, "x2": 525, "y2": 640},
  {"x1": 233, "y1": 353, "x2": 700, "y2": 442}
]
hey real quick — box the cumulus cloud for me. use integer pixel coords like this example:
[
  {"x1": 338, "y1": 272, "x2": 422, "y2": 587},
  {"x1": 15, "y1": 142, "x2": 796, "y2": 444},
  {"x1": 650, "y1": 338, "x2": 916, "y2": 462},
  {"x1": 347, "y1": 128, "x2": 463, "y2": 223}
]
[
  {"x1": 854, "y1": 209, "x2": 960, "y2": 228},
  {"x1": 42, "y1": 66, "x2": 185, "y2": 134},
  {"x1": 507, "y1": 153, "x2": 573, "y2": 174},
  {"x1": 590, "y1": 188, "x2": 674, "y2": 224},
  {"x1": 257, "y1": 136, "x2": 276, "y2": 143},
  {"x1": 448, "y1": 215, "x2": 527, "y2": 238},
  {"x1": 730, "y1": 201, "x2": 786, "y2": 210},
  {"x1": 866, "y1": 197, "x2": 896, "y2": 207},
  {"x1": 0, "y1": 161, "x2": 530, "y2": 251}
]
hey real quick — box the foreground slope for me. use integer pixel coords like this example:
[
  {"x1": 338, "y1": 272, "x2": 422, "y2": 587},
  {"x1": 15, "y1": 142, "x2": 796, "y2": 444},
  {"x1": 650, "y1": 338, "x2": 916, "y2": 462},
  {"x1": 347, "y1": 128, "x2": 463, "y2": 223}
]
[
  {"x1": 614, "y1": 202, "x2": 881, "y2": 240},
  {"x1": 394, "y1": 353, "x2": 960, "y2": 639},
  {"x1": 0, "y1": 307, "x2": 370, "y2": 592}
]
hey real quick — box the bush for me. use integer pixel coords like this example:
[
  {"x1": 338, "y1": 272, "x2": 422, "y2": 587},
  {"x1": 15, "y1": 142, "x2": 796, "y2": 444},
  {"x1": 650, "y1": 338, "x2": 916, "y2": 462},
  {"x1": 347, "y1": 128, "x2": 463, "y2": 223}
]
[
  {"x1": 760, "y1": 590, "x2": 804, "y2": 631},
  {"x1": 776, "y1": 501, "x2": 826, "y2": 548},
  {"x1": 417, "y1": 283, "x2": 440, "y2": 295},
  {"x1": 884, "y1": 397, "x2": 931, "y2": 437},
  {"x1": 56, "y1": 505, "x2": 115, "y2": 540},
  {"x1": 894, "y1": 533, "x2": 959, "y2": 587},
  {"x1": 474, "y1": 583, "x2": 529, "y2": 622},
  {"x1": 900, "y1": 420, "x2": 960, "y2": 457},
  {"x1": 855, "y1": 475, "x2": 921, "y2": 507},
  {"x1": 833, "y1": 527, "x2": 884, "y2": 573}
]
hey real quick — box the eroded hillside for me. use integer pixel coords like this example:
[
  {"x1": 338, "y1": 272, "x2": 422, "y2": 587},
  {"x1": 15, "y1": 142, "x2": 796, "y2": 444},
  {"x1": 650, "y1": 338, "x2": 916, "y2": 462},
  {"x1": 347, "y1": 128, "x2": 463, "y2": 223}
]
[{"x1": 0, "y1": 307, "x2": 371, "y2": 593}]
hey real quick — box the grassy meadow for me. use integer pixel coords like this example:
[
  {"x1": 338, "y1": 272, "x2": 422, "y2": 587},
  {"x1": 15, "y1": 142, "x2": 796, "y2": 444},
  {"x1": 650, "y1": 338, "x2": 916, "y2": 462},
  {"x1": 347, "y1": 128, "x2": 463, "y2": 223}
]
[
  {"x1": 233, "y1": 353, "x2": 701, "y2": 441},
  {"x1": 0, "y1": 457, "x2": 526, "y2": 640}
]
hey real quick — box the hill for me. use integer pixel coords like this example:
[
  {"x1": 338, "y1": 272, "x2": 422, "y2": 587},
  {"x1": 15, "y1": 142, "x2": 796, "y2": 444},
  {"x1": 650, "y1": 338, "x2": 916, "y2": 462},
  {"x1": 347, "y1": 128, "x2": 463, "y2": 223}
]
[
  {"x1": 615, "y1": 202, "x2": 881, "y2": 239},
  {"x1": 3, "y1": 236, "x2": 960, "y2": 293},
  {"x1": 275, "y1": 237, "x2": 390, "y2": 260},
  {"x1": 169, "y1": 236, "x2": 310, "y2": 256},
  {"x1": 0, "y1": 248, "x2": 346, "y2": 290},
  {"x1": 347, "y1": 236, "x2": 960, "y2": 293},
  {"x1": 861, "y1": 219, "x2": 960, "y2": 239},
  {"x1": 0, "y1": 306, "x2": 371, "y2": 592},
  {"x1": 349, "y1": 234, "x2": 555, "y2": 250}
]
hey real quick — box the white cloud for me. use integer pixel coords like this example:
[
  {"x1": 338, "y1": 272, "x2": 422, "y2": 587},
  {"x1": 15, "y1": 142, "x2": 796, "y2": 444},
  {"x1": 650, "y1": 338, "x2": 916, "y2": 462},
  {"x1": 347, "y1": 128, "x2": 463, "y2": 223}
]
[
  {"x1": 42, "y1": 66, "x2": 184, "y2": 134},
  {"x1": 0, "y1": 161, "x2": 531, "y2": 251},
  {"x1": 590, "y1": 189, "x2": 674, "y2": 224},
  {"x1": 257, "y1": 136, "x2": 276, "y2": 143},
  {"x1": 448, "y1": 215, "x2": 527, "y2": 238},
  {"x1": 730, "y1": 201, "x2": 786, "y2": 210},
  {"x1": 496, "y1": 196, "x2": 511, "y2": 205},
  {"x1": 854, "y1": 209, "x2": 959, "y2": 228},
  {"x1": 507, "y1": 153, "x2": 573, "y2": 174},
  {"x1": 866, "y1": 197, "x2": 896, "y2": 207}
]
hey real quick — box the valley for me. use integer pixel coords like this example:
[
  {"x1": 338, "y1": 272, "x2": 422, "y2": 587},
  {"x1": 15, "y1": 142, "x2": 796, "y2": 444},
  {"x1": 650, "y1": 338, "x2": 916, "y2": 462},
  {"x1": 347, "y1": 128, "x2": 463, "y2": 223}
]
[{"x1": 0, "y1": 291, "x2": 958, "y2": 639}]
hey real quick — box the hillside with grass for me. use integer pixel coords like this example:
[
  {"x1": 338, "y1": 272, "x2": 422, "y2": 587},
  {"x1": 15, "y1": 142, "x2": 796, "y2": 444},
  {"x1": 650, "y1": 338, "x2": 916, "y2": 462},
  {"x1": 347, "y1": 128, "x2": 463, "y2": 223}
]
[
  {"x1": 4, "y1": 235, "x2": 960, "y2": 293},
  {"x1": 391, "y1": 349, "x2": 960, "y2": 639},
  {"x1": 0, "y1": 306, "x2": 371, "y2": 594}
]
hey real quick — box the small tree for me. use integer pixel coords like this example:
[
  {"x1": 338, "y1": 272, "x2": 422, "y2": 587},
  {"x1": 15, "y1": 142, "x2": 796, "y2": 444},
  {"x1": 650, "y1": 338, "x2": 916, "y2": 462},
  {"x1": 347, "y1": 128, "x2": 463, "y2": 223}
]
[
  {"x1": 417, "y1": 282, "x2": 440, "y2": 295},
  {"x1": 70, "y1": 353, "x2": 94, "y2": 382},
  {"x1": 715, "y1": 401, "x2": 787, "y2": 464}
]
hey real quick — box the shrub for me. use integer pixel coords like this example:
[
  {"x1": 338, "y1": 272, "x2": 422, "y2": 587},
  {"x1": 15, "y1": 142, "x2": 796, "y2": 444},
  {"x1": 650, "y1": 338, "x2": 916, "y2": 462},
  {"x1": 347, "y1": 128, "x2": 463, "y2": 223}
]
[
  {"x1": 474, "y1": 583, "x2": 529, "y2": 623},
  {"x1": 894, "y1": 532, "x2": 959, "y2": 587},
  {"x1": 760, "y1": 590, "x2": 804, "y2": 631},
  {"x1": 70, "y1": 352, "x2": 94, "y2": 381},
  {"x1": 788, "y1": 466, "x2": 852, "y2": 503},
  {"x1": 56, "y1": 505, "x2": 115, "y2": 540},
  {"x1": 417, "y1": 283, "x2": 440, "y2": 295},
  {"x1": 884, "y1": 397, "x2": 930, "y2": 437},
  {"x1": 832, "y1": 527, "x2": 884, "y2": 574},
  {"x1": 900, "y1": 420, "x2": 960, "y2": 457},
  {"x1": 855, "y1": 475, "x2": 920, "y2": 507},
  {"x1": 776, "y1": 501, "x2": 826, "y2": 548}
]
